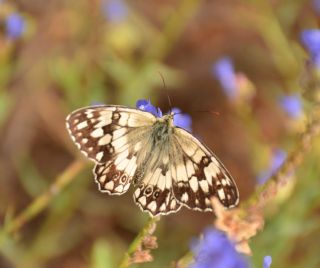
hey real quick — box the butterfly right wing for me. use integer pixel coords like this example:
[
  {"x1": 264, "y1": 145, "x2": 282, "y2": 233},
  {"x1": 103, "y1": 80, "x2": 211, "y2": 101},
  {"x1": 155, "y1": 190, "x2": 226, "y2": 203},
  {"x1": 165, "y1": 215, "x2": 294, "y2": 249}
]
[
  {"x1": 66, "y1": 105, "x2": 156, "y2": 194},
  {"x1": 170, "y1": 128, "x2": 239, "y2": 210}
]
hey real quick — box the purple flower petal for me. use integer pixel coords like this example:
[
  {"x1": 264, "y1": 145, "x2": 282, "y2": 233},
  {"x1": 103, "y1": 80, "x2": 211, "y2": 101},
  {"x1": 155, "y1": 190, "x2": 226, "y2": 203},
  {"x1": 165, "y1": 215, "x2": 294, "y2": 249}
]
[
  {"x1": 172, "y1": 108, "x2": 192, "y2": 132},
  {"x1": 263, "y1": 256, "x2": 272, "y2": 268},
  {"x1": 190, "y1": 228, "x2": 249, "y2": 268},
  {"x1": 136, "y1": 99, "x2": 162, "y2": 117},
  {"x1": 257, "y1": 149, "x2": 287, "y2": 184},
  {"x1": 6, "y1": 13, "x2": 25, "y2": 40},
  {"x1": 102, "y1": 0, "x2": 128, "y2": 23},
  {"x1": 279, "y1": 94, "x2": 302, "y2": 119},
  {"x1": 212, "y1": 57, "x2": 238, "y2": 100},
  {"x1": 300, "y1": 29, "x2": 320, "y2": 68}
]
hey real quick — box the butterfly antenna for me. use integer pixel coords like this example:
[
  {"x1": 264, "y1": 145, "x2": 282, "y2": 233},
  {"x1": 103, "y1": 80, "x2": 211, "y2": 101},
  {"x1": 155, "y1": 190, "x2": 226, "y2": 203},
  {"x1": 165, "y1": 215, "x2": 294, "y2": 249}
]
[{"x1": 157, "y1": 71, "x2": 172, "y2": 114}]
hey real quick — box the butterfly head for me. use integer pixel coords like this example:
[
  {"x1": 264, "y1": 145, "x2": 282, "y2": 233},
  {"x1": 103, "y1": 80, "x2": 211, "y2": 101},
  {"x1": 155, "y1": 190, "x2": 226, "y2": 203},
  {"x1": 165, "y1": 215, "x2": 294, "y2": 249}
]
[{"x1": 160, "y1": 113, "x2": 175, "y2": 127}]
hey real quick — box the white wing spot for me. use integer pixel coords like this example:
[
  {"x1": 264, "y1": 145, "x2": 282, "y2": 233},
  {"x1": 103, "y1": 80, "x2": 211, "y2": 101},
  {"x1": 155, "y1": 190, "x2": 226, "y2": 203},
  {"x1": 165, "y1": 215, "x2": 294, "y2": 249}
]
[
  {"x1": 160, "y1": 203, "x2": 166, "y2": 211},
  {"x1": 181, "y1": 192, "x2": 189, "y2": 202},
  {"x1": 96, "y1": 152, "x2": 104, "y2": 161},
  {"x1": 99, "y1": 175, "x2": 106, "y2": 183},
  {"x1": 118, "y1": 113, "x2": 129, "y2": 126},
  {"x1": 134, "y1": 188, "x2": 141, "y2": 197},
  {"x1": 176, "y1": 165, "x2": 188, "y2": 182},
  {"x1": 76, "y1": 121, "x2": 88, "y2": 130},
  {"x1": 105, "y1": 181, "x2": 114, "y2": 190},
  {"x1": 189, "y1": 176, "x2": 198, "y2": 192},
  {"x1": 199, "y1": 180, "x2": 209, "y2": 193},
  {"x1": 91, "y1": 128, "x2": 104, "y2": 138},
  {"x1": 115, "y1": 185, "x2": 124, "y2": 192},
  {"x1": 98, "y1": 134, "x2": 112, "y2": 146},
  {"x1": 147, "y1": 201, "x2": 157, "y2": 212},
  {"x1": 193, "y1": 149, "x2": 205, "y2": 163},
  {"x1": 186, "y1": 161, "x2": 195, "y2": 177},
  {"x1": 170, "y1": 200, "x2": 177, "y2": 209},
  {"x1": 218, "y1": 189, "x2": 226, "y2": 200},
  {"x1": 139, "y1": 196, "x2": 147, "y2": 206}
]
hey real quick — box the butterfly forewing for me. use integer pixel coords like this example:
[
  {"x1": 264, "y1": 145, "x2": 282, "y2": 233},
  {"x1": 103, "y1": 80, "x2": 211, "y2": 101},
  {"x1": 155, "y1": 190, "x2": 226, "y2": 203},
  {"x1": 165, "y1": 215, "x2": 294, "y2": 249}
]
[{"x1": 66, "y1": 105, "x2": 156, "y2": 194}]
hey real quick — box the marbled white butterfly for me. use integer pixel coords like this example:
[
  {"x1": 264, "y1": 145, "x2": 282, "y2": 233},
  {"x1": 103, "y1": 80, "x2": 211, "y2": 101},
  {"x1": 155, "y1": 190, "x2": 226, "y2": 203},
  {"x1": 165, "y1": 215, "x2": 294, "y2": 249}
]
[{"x1": 66, "y1": 102, "x2": 239, "y2": 216}]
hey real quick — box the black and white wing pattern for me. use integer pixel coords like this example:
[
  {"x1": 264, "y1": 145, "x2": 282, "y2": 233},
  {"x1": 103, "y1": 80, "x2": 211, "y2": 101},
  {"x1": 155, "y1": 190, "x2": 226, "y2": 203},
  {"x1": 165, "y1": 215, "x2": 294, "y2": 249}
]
[
  {"x1": 66, "y1": 105, "x2": 156, "y2": 195},
  {"x1": 170, "y1": 128, "x2": 239, "y2": 211},
  {"x1": 66, "y1": 105, "x2": 239, "y2": 217}
]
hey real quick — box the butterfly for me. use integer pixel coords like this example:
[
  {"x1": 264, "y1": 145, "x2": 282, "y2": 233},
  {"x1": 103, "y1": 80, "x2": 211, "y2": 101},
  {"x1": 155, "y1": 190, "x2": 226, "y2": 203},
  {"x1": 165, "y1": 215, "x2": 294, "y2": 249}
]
[{"x1": 66, "y1": 103, "x2": 239, "y2": 217}]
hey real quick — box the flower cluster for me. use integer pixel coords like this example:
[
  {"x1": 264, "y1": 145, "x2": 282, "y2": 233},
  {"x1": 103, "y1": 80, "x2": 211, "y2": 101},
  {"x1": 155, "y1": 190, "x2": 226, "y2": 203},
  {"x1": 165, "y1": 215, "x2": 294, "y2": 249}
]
[
  {"x1": 101, "y1": 0, "x2": 128, "y2": 23},
  {"x1": 300, "y1": 29, "x2": 320, "y2": 69},
  {"x1": 212, "y1": 57, "x2": 255, "y2": 103},
  {"x1": 6, "y1": 12, "x2": 25, "y2": 40},
  {"x1": 190, "y1": 228, "x2": 249, "y2": 268},
  {"x1": 257, "y1": 149, "x2": 287, "y2": 185},
  {"x1": 279, "y1": 94, "x2": 302, "y2": 119},
  {"x1": 136, "y1": 99, "x2": 192, "y2": 132},
  {"x1": 212, "y1": 57, "x2": 238, "y2": 100}
]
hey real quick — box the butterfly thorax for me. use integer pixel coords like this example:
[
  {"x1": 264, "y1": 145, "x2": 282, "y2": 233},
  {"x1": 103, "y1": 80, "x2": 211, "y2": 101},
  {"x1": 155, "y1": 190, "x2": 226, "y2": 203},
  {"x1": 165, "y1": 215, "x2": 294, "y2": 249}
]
[{"x1": 152, "y1": 114, "x2": 175, "y2": 142}]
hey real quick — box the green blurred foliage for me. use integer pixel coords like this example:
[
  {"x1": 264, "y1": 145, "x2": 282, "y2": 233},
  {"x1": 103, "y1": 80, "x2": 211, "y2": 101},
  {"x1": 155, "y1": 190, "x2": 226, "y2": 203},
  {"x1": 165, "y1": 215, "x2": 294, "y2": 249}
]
[{"x1": 0, "y1": 0, "x2": 319, "y2": 267}]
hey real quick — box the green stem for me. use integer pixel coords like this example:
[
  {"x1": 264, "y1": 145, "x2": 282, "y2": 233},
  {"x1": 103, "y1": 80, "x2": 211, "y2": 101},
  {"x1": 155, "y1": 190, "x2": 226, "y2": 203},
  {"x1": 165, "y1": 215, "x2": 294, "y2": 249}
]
[
  {"x1": 118, "y1": 216, "x2": 160, "y2": 268},
  {"x1": 1, "y1": 160, "x2": 86, "y2": 237}
]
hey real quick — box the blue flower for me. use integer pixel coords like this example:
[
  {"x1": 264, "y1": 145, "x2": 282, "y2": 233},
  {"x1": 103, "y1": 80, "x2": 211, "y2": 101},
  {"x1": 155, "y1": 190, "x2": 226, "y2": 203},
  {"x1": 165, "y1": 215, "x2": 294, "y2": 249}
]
[
  {"x1": 300, "y1": 29, "x2": 320, "y2": 68},
  {"x1": 102, "y1": 0, "x2": 128, "y2": 23},
  {"x1": 190, "y1": 228, "x2": 249, "y2": 268},
  {"x1": 212, "y1": 57, "x2": 238, "y2": 100},
  {"x1": 172, "y1": 108, "x2": 192, "y2": 132},
  {"x1": 136, "y1": 99, "x2": 192, "y2": 131},
  {"x1": 136, "y1": 99, "x2": 162, "y2": 117},
  {"x1": 279, "y1": 94, "x2": 302, "y2": 119},
  {"x1": 257, "y1": 149, "x2": 287, "y2": 185},
  {"x1": 6, "y1": 13, "x2": 25, "y2": 40},
  {"x1": 263, "y1": 256, "x2": 272, "y2": 268}
]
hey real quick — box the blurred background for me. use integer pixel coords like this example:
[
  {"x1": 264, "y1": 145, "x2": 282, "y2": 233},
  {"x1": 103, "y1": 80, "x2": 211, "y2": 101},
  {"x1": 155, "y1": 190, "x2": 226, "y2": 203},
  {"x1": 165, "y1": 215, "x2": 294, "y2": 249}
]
[{"x1": 0, "y1": 0, "x2": 320, "y2": 267}]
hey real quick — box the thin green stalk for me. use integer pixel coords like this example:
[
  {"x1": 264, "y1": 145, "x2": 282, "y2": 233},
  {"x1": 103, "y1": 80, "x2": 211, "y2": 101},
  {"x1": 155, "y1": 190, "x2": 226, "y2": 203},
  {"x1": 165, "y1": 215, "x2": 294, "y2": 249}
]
[
  {"x1": 118, "y1": 216, "x2": 160, "y2": 268},
  {"x1": 1, "y1": 159, "x2": 86, "y2": 238}
]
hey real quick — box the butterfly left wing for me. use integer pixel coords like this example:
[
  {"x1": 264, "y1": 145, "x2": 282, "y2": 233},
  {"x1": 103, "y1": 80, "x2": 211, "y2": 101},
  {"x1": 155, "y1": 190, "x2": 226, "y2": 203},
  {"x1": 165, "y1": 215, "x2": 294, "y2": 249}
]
[
  {"x1": 66, "y1": 105, "x2": 156, "y2": 195},
  {"x1": 170, "y1": 128, "x2": 239, "y2": 211}
]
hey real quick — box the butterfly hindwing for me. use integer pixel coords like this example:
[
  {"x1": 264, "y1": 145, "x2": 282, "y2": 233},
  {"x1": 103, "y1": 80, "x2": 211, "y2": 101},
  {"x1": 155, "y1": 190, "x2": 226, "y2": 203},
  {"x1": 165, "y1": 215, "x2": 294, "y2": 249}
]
[
  {"x1": 171, "y1": 128, "x2": 239, "y2": 210},
  {"x1": 133, "y1": 166, "x2": 181, "y2": 216}
]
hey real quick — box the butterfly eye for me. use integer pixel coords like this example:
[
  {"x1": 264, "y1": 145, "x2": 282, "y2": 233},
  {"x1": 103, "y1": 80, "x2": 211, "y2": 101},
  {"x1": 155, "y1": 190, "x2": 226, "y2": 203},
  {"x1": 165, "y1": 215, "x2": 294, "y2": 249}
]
[{"x1": 144, "y1": 186, "x2": 153, "y2": 196}]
